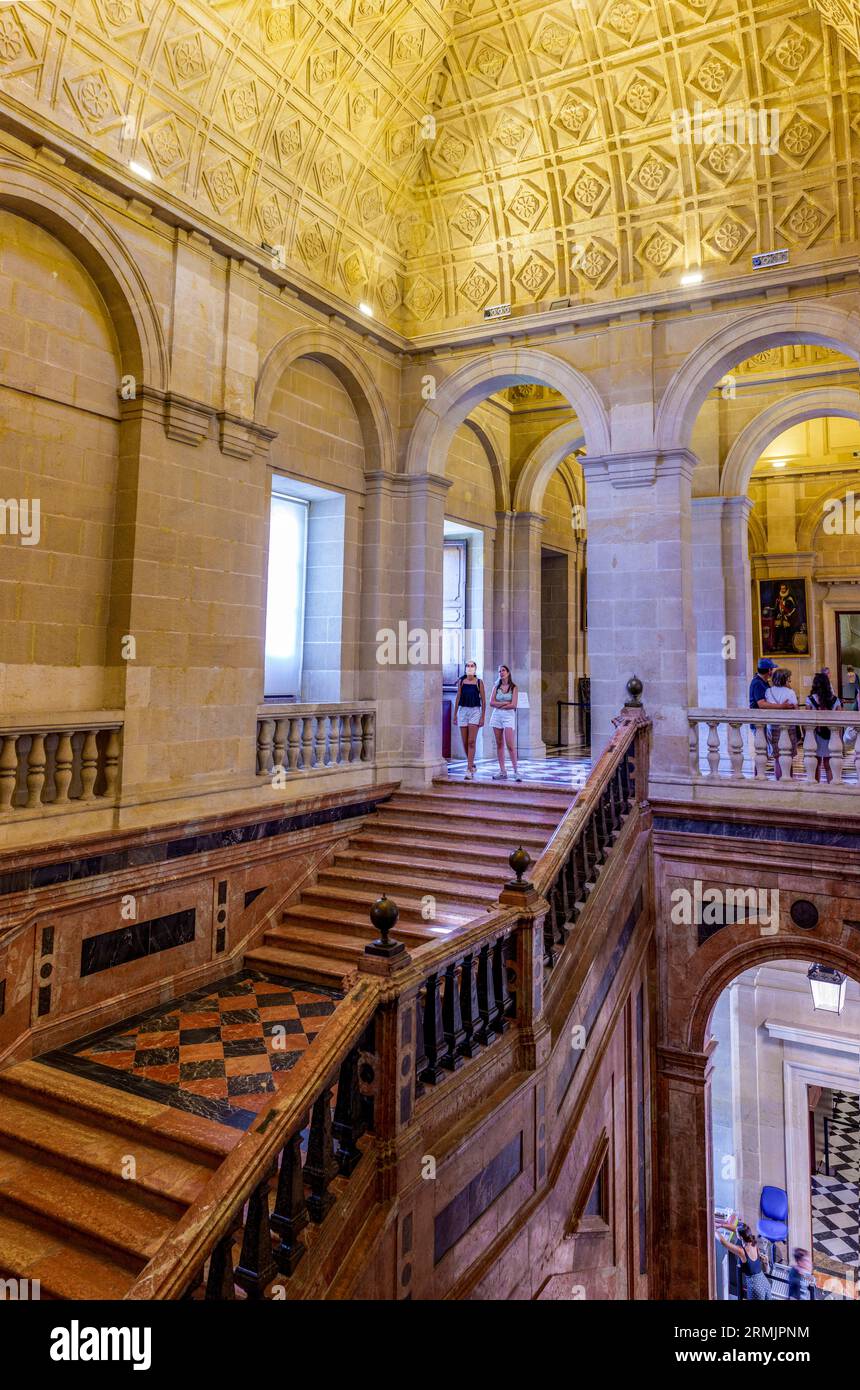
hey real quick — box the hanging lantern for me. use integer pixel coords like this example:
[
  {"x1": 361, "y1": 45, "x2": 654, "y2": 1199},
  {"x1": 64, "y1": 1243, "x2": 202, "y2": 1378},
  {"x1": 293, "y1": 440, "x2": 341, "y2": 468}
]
[{"x1": 807, "y1": 963, "x2": 847, "y2": 1015}]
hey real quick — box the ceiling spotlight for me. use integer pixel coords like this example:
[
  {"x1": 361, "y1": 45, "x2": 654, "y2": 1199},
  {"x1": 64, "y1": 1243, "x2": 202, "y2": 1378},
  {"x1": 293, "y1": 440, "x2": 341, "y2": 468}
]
[
  {"x1": 358, "y1": 301, "x2": 374, "y2": 317},
  {"x1": 771, "y1": 459, "x2": 787, "y2": 469},
  {"x1": 129, "y1": 161, "x2": 153, "y2": 181},
  {"x1": 680, "y1": 269, "x2": 703, "y2": 287},
  {"x1": 807, "y1": 963, "x2": 847, "y2": 1015}
]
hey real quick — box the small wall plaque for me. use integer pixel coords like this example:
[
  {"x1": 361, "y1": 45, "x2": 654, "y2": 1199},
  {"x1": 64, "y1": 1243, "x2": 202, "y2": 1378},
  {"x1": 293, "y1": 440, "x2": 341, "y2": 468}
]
[{"x1": 752, "y1": 248, "x2": 789, "y2": 270}]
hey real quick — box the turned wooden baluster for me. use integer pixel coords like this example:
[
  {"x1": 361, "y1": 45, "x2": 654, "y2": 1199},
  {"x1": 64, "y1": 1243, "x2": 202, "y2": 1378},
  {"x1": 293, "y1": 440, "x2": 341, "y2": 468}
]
[
  {"x1": 205, "y1": 1220, "x2": 242, "y2": 1300},
  {"x1": 235, "y1": 1172, "x2": 277, "y2": 1298},
  {"x1": 272, "y1": 718, "x2": 287, "y2": 773},
  {"x1": 257, "y1": 719, "x2": 274, "y2": 776},
  {"x1": 271, "y1": 1127, "x2": 309, "y2": 1274},
  {"x1": 441, "y1": 960, "x2": 466, "y2": 1070},
  {"x1": 543, "y1": 904, "x2": 557, "y2": 970},
  {"x1": 103, "y1": 729, "x2": 120, "y2": 799},
  {"x1": 333, "y1": 1046, "x2": 366, "y2": 1173},
  {"x1": 360, "y1": 712, "x2": 375, "y2": 762},
  {"x1": 0, "y1": 734, "x2": 18, "y2": 811},
  {"x1": 569, "y1": 836, "x2": 582, "y2": 915},
  {"x1": 458, "y1": 951, "x2": 481, "y2": 1058},
  {"x1": 619, "y1": 753, "x2": 632, "y2": 812},
  {"x1": 25, "y1": 734, "x2": 47, "y2": 809},
  {"x1": 78, "y1": 730, "x2": 99, "y2": 801},
  {"x1": 476, "y1": 941, "x2": 498, "y2": 1046},
  {"x1": 313, "y1": 715, "x2": 327, "y2": 767},
  {"x1": 492, "y1": 936, "x2": 511, "y2": 1031},
  {"x1": 303, "y1": 1087, "x2": 338, "y2": 1222},
  {"x1": 419, "y1": 971, "x2": 445, "y2": 1083},
  {"x1": 287, "y1": 716, "x2": 300, "y2": 771}
]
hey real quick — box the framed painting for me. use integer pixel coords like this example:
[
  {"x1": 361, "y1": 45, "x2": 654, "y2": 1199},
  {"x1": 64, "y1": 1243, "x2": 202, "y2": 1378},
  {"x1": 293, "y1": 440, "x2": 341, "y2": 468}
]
[{"x1": 758, "y1": 578, "x2": 809, "y2": 657}]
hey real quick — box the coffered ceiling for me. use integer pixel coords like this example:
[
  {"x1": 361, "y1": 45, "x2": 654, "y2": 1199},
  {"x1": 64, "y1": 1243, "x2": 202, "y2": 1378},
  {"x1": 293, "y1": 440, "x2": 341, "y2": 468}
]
[{"x1": 1, "y1": 0, "x2": 858, "y2": 334}]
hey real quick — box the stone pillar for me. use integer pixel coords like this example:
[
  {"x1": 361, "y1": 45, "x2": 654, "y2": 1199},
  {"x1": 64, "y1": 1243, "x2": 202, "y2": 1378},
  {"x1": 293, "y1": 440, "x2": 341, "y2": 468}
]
[
  {"x1": 510, "y1": 511, "x2": 545, "y2": 758},
  {"x1": 691, "y1": 496, "x2": 753, "y2": 709},
  {"x1": 493, "y1": 510, "x2": 513, "y2": 673},
  {"x1": 722, "y1": 497, "x2": 754, "y2": 709},
  {"x1": 583, "y1": 451, "x2": 697, "y2": 778},
  {"x1": 657, "y1": 1043, "x2": 715, "y2": 1300},
  {"x1": 403, "y1": 473, "x2": 451, "y2": 783}
]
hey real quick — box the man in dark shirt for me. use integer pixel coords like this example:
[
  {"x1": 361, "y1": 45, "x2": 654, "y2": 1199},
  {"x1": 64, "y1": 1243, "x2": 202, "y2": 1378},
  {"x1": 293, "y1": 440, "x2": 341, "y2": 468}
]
[
  {"x1": 749, "y1": 657, "x2": 776, "y2": 766},
  {"x1": 787, "y1": 1248, "x2": 814, "y2": 1300}
]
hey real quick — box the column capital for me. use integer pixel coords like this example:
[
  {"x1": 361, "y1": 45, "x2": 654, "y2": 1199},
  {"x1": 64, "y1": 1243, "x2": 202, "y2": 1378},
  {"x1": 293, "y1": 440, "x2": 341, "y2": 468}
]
[
  {"x1": 657, "y1": 1039, "x2": 716, "y2": 1086},
  {"x1": 692, "y1": 494, "x2": 753, "y2": 520},
  {"x1": 581, "y1": 449, "x2": 698, "y2": 489}
]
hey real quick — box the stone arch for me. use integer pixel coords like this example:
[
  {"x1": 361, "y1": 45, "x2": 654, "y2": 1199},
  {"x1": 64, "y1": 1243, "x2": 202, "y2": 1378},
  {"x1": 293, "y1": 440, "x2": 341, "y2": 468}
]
[
  {"x1": 747, "y1": 508, "x2": 767, "y2": 557},
  {"x1": 255, "y1": 326, "x2": 395, "y2": 473},
  {"x1": 512, "y1": 420, "x2": 586, "y2": 513},
  {"x1": 687, "y1": 936, "x2": 860, "y2": 1055},
  {"x1": 721, "y1": 387, "x2": 860, "y2": 497},
  {"x1": 462, "y1": 416, "x2": 510, "y2": 512},
  {"x1": 656, "y1": 302, "x2": 860, "y2": 454},
  {"x1": 797, "y1": 477, "x2": 860, "y2": 552},
  {"x1": 0, "y1": 159, "x2": 167, "y2": 389},
  {"x1": 405, "y1": 348, "x2": 610, "y2": 479}
]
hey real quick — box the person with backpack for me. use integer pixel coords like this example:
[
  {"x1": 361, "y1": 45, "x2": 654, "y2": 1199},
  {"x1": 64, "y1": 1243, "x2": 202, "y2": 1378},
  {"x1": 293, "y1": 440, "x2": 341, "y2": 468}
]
[{"x1": 806, "y1": 669, "x2": 840, "y2": 783}]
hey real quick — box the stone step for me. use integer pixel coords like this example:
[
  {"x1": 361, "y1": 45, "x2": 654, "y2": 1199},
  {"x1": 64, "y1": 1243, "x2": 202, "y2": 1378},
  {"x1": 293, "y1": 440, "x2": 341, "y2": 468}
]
[
  {"x1": 0, "y1": 1091, "x2": 211, "y2": 1215},
  {"x1": 428, "y1": 781, "x2": 573, "y2": 811},
  {"x1": 265, "y1": 921, "x2": 441, "y2": 962},
  {"x1": 0, "y1": 1148, "x2": 174, "y2": 1269},
  {"x1": 333, "y1": 848, "x2": 506, "y2": 885},
  {"x1": 0, "y1": 1208, "x2": 134, "y2": 1301},
  {"x1": 346, "y1": 832, "x2": 519, "y2": 866},
  {"x1": 279, "y1": 902, "x2": 464, "y2": 937},
  {"x1": 311, "y1": 869, "x2": 496, "y2": 907},
  {"x1": 385, "y1": 794, "x2": 560, "y2": 829},
  {"x1": 244, "y1": 944, "x2": 356, "y2": 989},
  {"x1": 369, "y1": 812, "x2": 548, "y2": 849}
]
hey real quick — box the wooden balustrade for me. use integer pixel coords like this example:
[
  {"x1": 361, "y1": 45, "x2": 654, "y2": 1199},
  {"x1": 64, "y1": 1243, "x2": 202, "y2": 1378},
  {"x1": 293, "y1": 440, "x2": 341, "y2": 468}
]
[
  {"x1": 688, "y1": 708, "x2": 860, "y2": 786},
  {"x1": 531, "y1": 711, "x2": 648, "y2": 972},
  {"x1": 124, "y1": 978, "x2": 379, "y2": 1301},
  {"x1": 0, "y1": 715, "x2": 122, "y2": 814},
  {"x1": 256, "y1": 703, "x2": 376, "y2": 778}
]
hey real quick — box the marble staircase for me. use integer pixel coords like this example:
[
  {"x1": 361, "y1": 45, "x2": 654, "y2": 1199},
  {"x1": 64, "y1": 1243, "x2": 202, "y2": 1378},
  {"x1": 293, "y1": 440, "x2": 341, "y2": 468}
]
[{"x1": 245, "y1": 779, "x2": 573, "y2": 987}]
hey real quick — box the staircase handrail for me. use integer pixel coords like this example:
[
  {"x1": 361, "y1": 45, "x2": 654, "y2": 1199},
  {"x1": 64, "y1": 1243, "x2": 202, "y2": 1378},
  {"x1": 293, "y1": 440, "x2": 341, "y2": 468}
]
[{"x1": 123, "y1": 973, "x2": 380, "y2": 1301}]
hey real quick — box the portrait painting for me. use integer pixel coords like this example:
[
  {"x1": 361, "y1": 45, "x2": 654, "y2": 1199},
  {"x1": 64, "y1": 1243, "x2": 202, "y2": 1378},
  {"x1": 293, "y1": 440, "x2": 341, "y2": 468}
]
[{"x1": 758, "y1": 578, "x2": 809, "y2": 657}]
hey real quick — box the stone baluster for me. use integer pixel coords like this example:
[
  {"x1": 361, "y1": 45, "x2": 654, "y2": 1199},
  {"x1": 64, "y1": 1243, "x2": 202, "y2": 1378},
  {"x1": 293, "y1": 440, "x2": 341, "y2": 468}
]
[
  {"x1": 235, "y1": 1172, "x2": 277, "y2": 1298},
  {"x1": 53, "y1": 732, "x2": 74, "y2": 804},
  {"x1": 333, "y1": 1047, "x2": 366, "y2": 1174},
  {"x1": 303, "y1": 1086, "x2": 338, "y2": 1222},
  {"x1": 0, "y1": 734, "x2": 18, "y2": 811},
  {"x1": 688, "y1": 719, "x2": 700, "y2": 776},
  {"x1": 752, "y1": 722, "x2": 768, "y2": 779},
  {"x1": 458, "y1": 951, "x2": 481, "y2": 1058},
  {"x1": 272, "y1": 1123, "x2": 309, "y2": 1273},
  {"x1": 419, "y1": 971, "x2": 445, "y2": 1084},
  {"x1": 476, "y1": 941, "x2": 498, "y2": 1047},
  {"x1": 287, "y1": 716, "x2": 300, "y2": 771},
  {"x1": 414, "y1": 985, "x2": 427, "y2": 1097},
  {"x1": 830, "y1": 727, "x2": 844, "y2": 784},
  {"x1": 79, "y1": 730, "x2": 99, "y2": 801},
  {"x1": 257, "y1": 719, "x2": 274, "y2": 776},
  {"x1": 727, "y1": 721, "x2": 744, "y2": 779},
  {"x1": 103, "y1": 728, "x2": 120, "y2": 799},
  {"x1": 361, "y1": 712, "x2": 375, "y2": 762},
  {"x1": 25, "y1": 734, "x2": 47, "y2": 809},
  {"x1": 493, "y1": 935, "x2": 512, "y2": 1031},
  {"x1": 313, "y1": 715, "x2": 327, "y2": 768},
  {"x1": 348, "y1": 713, "x2": 360, "y2": 762},
  {"x1": 774, "y1": 725, "x2": 792, "y2": 782},
  {"x1": 300, "y1": 716, "x2": 314, "y2": 770},
  {"x1": 271, "y1": 1127, "x2": 309, "y2": 1275},
  {"x1": 205, "y1": 1222, "x2": 241, "y2": 1300},
  {"x1": 329, "y1": 714, "x2": 342, "y2": 764},
  {"x1": 802, "y1": 725, "x2": 818, "y2": 784},
  {"x1": 272, "y1": 718, "x2": 287, "y2": 772},
  {"x1": 705, "y1": 720, "x2": 720, "y2": 777}
]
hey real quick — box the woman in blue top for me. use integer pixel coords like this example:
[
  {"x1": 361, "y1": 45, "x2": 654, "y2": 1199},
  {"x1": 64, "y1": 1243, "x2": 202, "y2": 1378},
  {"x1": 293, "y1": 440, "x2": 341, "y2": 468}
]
[{"x1": 488, "y1": 665, "x2": 521, "y2": 782}]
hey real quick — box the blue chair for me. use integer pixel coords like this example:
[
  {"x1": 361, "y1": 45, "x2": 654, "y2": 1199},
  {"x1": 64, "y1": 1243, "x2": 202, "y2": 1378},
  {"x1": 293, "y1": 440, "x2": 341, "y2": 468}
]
[{"x1": 758, "y1": 1186, "x2": 789, "y2": 1248}]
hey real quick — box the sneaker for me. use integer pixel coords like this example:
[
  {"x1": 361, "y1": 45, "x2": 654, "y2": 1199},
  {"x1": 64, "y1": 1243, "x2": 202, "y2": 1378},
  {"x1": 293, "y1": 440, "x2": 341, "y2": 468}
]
[
  {"x1": 465, "y1": 770, "x2": 475, "y2": 780},
  {"x1": 513, "y1": 774, "x2": 522, "y2": 782},
  {"x1": 492, "y1": 772, "x2": 508, "y2": 780}
]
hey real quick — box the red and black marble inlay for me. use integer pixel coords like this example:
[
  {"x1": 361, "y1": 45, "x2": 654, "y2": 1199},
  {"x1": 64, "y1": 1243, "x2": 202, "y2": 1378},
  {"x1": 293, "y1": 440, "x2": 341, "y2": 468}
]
[{"x1": 40, "y1": 970, "x2": 341, "y2": 1131}]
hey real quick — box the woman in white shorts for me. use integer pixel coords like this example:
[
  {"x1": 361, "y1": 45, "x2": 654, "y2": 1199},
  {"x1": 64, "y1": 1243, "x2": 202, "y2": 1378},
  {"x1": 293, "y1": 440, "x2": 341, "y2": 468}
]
[
  {"x1": 488, "y1": 665, "x2": 521, "y2": 781},
  {"x1": 452, "y1": 661, "x2": 486, "y2": 779}
]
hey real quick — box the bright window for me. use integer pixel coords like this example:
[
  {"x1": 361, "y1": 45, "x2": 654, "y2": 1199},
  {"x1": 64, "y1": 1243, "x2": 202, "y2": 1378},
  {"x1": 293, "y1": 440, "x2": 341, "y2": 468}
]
[{"x1": 264, "y1": 493, "x2": 308, "y2": 698}]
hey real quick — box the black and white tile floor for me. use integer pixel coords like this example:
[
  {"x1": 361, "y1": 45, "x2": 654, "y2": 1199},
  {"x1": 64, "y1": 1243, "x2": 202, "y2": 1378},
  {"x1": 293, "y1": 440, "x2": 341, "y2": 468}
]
[
  {"x1": 446, "y1": 754, "x2": 591, "y2": 790},
  {"x1": 812, "y1": 1091, "x2": 860, "y2": 1269}
]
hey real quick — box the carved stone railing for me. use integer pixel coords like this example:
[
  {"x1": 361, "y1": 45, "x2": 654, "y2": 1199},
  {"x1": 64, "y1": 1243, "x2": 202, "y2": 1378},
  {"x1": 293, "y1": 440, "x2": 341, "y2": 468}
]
[
  {"x1": 256, "y1": 702, "x2": 375, "y2": 777},
  {"x1": 688, "y1": 708, "x2": 860, "y2": 786},
  {"x1": 124, "y1": 976, "x2": 379, "y2": 1301},
  {"x1": 0, "y1": 713, "x2": 122, "y2": 814},
  {"x1": 531, "y1": 710, "x2": 649, "y2": 971}
]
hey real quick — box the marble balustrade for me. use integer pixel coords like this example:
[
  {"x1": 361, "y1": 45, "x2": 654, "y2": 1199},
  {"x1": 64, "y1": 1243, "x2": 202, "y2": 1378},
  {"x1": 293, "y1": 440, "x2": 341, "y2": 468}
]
[{"x1": 689, "y1": 708, "x2": 860, "y2": 785}]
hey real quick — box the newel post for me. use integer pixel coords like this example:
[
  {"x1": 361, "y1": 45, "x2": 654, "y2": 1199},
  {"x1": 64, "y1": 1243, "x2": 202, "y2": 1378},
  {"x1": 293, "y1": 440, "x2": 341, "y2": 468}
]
[{"x1": 499, "y1": 848, "x2": 551, "y2": 1071}]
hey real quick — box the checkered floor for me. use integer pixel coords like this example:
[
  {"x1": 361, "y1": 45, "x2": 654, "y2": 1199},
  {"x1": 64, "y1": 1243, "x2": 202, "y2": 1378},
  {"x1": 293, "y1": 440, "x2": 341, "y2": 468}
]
[
  {"x1": 41, "y1": 971, "x2": 340, "y2": 1131},
  {"x1": 811, "y1": 1174, "x2": 860, "y2": 1268},
  {"x1": 446, "y1": 755, "x2": 591, "y2": 790}
]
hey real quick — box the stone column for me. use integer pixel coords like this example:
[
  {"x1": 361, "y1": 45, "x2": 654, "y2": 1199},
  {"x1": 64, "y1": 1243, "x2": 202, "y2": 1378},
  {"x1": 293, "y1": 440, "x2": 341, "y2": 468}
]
[
  {"x1": 722, "y1": 497, "x2": 754, "y2": 710},
  {"x1": 510, "y1": 511, "x2": 545, "y2": 758},
  {"x1": 403, "y1": 473, "x2": 451, "y2": 784},
  {"x1": 492, "y1": 510, "x2": 513, "y2": 674},
  {"x1": 691, "y1": 496, "x2": 753, "y2": 710},
  {"x1": 583, "y1": 451, "x2": 697, "y2": 778},
  {"x1": 657, "y1": 1043, "x2": 715, "y2": 1300}
]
